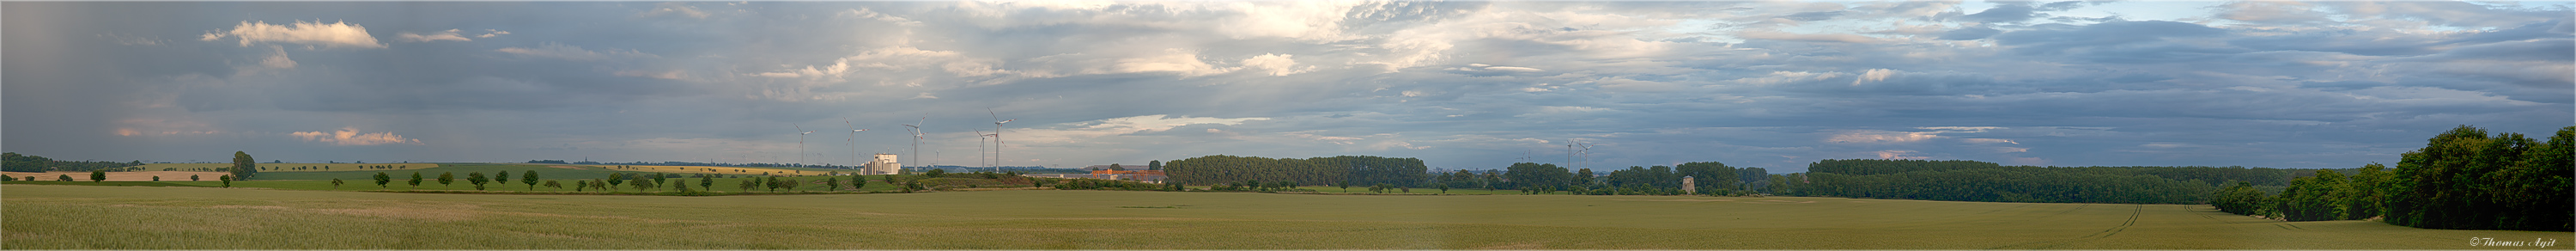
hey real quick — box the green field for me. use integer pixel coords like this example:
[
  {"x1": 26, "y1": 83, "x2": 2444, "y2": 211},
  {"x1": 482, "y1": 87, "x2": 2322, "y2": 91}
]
[{"x1": 5, "y1": 185, "x2": 2562, "y2": 249}]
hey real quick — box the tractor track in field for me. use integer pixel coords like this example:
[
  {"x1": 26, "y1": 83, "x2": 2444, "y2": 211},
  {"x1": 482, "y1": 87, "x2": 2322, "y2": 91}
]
[{"x1": 1987, "y1": 205, "x2": 2141, "y2": 249}]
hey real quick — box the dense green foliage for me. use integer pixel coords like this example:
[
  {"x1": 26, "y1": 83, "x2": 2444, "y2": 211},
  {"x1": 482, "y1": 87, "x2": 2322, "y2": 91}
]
[
  {"x1": 1766, "y1": 159, "x2": 2227, "y2": 204},
  {"x1": 2208, "y1": 126, "x2": 2572, "y2": 231},
  {"x1": 2, "y1": 152, "x2": 143, "y2": 172},
  {"x1": 230, "y1": 151, "x2": 258, "y2": 181},
  {"x1": 1163, "y1": 155, "x2": 1427, "y2": 187},
  {"x1": 2383, "y1": 126, "x2": 2571, "y2": 230},
  {"x1": 1778, "y1": 164, "x2": 2215, "y2": 204}
]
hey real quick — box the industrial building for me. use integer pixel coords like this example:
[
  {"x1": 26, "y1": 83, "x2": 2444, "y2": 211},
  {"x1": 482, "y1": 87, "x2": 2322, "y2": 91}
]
[{"x1": 862, "y1": 153, "x2": 901, "y2": 175}]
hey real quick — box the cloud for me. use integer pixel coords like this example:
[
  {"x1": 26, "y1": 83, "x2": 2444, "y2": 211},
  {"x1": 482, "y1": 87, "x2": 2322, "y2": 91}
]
[
  {"x1": 395, "y1": 29, "x2": 472, "y2": 42},
  {"x1": 258, "y1": 46, "x2": 296, "y2": 70},
  {"x1": 495, "y1": 42, "x2": 656, "y2": 61},
  {"x1": 613, "y1": 70, "x2": 687, "y2": 80},
  {"x1": 641, "y1": 3, "x2": 711, "y2": 19},
  {"x1": 1852, "y1": 69, "x2": 1895, "y2": 85},
  {"x1": 200, "y1": 20, "x2": 386, "y2": 49},
  {"x1": 290, "y1": 127, "x2": 422, "y2": 145},
  {"x1": 1239, "y1": 53, "x2": 1309, "y2": 76},
  {"x1": 477, "y1": 29, "x2": 510, "y2": 38}
]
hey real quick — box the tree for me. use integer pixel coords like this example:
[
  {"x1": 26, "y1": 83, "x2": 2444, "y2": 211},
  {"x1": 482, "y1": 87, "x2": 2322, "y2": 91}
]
[
  {"x1": 763, "y1": 176, "x2": 781, "y2": 192},
  {"x1": 1435, "y1": 182, "x2": 1450, "y2": 193},
  {"x1": 218, "y1": 174, "x2": 233, "y2": 187},
  {"x1": 1336, "y1": 181, "x2": 1349, "y2": 193},
  {"x1": 151, "y1": 175, "x2": 159, "y2": 181},
  {"x1": 331, "y1": 178, "x2": 345, "y2": 190},
  {"x1": 851, "y1": 175, "x2": 867, "y2": 190},
  {"x1": 782, "y1": 178, "x2": 802, "y2": 191},
  {"x1": 630, "y1": 177, "x2": 650, "y2": 191},
  {"x1": 544, "y1": 180, "x2": 562, "y2": 190},
  {"x1": 57, "y1": 174, "x2": 72, "y2": 181},
  {"x1": 523, "y1": 170, "x2": 540, "y2": 190},
  {"x1": 192, "y1": 174, "x2": 201, "y2": 181},
  {"x1": 374, "y1": 172, "x2": 392, "y2": 187},
  {"x1": 1109, "y1": 163, "x2": 1125, "y2": 171},
  {"x1": 409, "y1": 172, "x2": 424, "y2": 187},
  {"x1": 467, "y1": 172, "x2": 489, "y2": 190},
  {"x1": 1148, "y1": 160, "x2": 1163, "y2": 170},
  {"x1": 605, "y1": 173, "x2": 626, "y2": 191},
  {"x1": 495, "y1": 171, "x2": 510, "y2": 184},
  {"x1": 699, "y1": 175, "x2": 714, "y2": 191},
  {"x1": 825, "y1": 177, "x2": 841, "y2": 191},
  {"x1": 89, "y1": 169, "x2": 106, "y2": 182},
  {"x1": 231, "y1": 151, "x2": 258, "y2": 181},
  {"x1": 738, "y1": 179, "x2": 759, "y2": 192},
  {"x1": 437, "y1": 172, "x2": 455, "y2": 187},
  {"x1": 589, "y1": 179, "x2": 610, "y2": 191},
  {"x1": 651, "y1": 173, "x2": 668, "y2": 189}
]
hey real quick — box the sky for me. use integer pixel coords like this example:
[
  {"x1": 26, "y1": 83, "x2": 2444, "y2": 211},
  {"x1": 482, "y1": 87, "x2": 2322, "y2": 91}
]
[{"x1": 4, "y1": 1, "x2": 2570, "y2": 173}]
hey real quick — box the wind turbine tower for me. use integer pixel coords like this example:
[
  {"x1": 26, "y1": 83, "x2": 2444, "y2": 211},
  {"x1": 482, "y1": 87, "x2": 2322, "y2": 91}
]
[
  {"x1": 902, "y1": 116, "x2": 925, "y2": 174},
  {"x1": 797, "y1": 125, "x2": 814, "y2": 167},
  {"x1": 845, "y1": 118, "x2": 865, "y2": 168},
  {"x1": 989, "y1": 108, "x2": 1015, "y2": 172}
]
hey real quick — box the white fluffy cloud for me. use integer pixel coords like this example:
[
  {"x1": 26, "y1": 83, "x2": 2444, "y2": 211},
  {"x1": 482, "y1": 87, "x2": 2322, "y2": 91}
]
[{"x1": 200, "y1": 20, "x2": 385, "y2": 49}]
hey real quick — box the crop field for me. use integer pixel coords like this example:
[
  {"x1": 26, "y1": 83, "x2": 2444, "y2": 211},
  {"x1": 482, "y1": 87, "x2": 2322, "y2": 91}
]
[
  {"x1": 5, "y1": 185, "x2": 2561, "y2": 249},
  {"x1": 136, "y1": 162, "x2": 440, "y2": 172}
]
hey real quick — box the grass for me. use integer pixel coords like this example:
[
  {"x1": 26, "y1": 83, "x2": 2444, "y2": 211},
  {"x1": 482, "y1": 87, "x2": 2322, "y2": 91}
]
[
  {"x1": 579, "y1": 164, "x2": 852, "y2": 176},
  {"x1": 6, "y1": 185, "x2": 2563, "y2": 249}
]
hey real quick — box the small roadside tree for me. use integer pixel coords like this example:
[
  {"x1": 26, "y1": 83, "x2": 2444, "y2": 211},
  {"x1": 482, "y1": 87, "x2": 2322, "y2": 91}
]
[
  {"x1": 1436, "y1": 182, "x2": 1450, "y2": 193},
  {"x1": 192, "y1": 174, "x2": 201, "y2": 181},
  {"x1": 522, "y1": 170, "x2": 540, "y2": 190},
  {"x1": 1336, "y1": 181, "x2": 1350, "y2": 193},
  {"x1": 408, "y1": 172, "x2": 424, "y2": 187},
  {"x1": 605, "y1": 174, "x2": 626, "y2": 191},
  {"x1": 437, "y1": 172, "x2": 455, "y2": 187},
  {"x1": 738, "y1": 179, "x2": 758, "y2": 192},
  {"x1": 495, "y1": 171, "x2": 509, "y2": 184},
  {"x1": 89, "y1": 170, "x2": 106, "y2": 182},
  {"x1": 852, "y1": 175, "x2": 868, "y2": 190},
  {"x1": 763, "y1": 176, "x2": 781, "y2": 192},
  {"x1": 219, "y1": 174, "x2": 233, "y2": 187},
  {"x1": 543, "y1": 180, "x2": 562, "y2": 190},
  {"x1": 699, "y1": 175, "x2": 713, "y2": 191},
  {"x1": 466, "y1": 172, "x2": 489, "y2": 190},
  {"x1": 574, "y1": 180, "x2": 587, "y2": 192},
  {"x1": 651, "y1": 173, "x2": 667, "y2": 188},
  {"x1": 824, "y1": 178, "x2": 841, "y2": 191},
  {"x1": 58, "y1": 174, "x2": 73, "y2": 181},
  {"x1": 374, "y1": 172, "x2": 392, "y2": 187},
  {"x1": 151, "y1": 176, "x2": 159, "y2": 181},
  {"x1": 331, "y1": 178, "x2": 345, "y2": 190}
]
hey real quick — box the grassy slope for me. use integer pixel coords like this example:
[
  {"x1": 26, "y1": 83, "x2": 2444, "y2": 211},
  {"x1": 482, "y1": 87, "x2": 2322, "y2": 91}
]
[{"x1": 5, "y1": 185, "x2": 2560, "y2": 249}]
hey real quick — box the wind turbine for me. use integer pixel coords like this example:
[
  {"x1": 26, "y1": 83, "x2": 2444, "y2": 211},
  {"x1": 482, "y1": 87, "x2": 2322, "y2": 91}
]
[
  {"x1": 973, "y1": 129, "x2": 991, "y2": 168},
  {"x1": 845, "y1": 118, "x2": 866, "y2": 169},
  {"x1": 989, "y1": 108, "x2": 1014, "y2": 171},
  {"x1": 1577, "y1": 141, "x2": 1594, "y2": 171},
  {"x1": 902, "y1": 116, "x2": 925, "y2": 174},
  {"x1": 797, "y1": 125, "x2": 814, "y2": 167},
  {"x1": 978, "y1": 130, "x2": 1000, "y2": 173}
]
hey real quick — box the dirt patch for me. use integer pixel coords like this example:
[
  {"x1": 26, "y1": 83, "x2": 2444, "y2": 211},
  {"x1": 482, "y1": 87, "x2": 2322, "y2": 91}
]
[{"x1": 3, "y1": 171, "x2": 232, "y2": 181}]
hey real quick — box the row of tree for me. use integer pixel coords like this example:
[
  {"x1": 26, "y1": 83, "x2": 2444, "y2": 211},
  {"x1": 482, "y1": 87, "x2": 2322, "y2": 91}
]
[
  {"x1": 1, "y1": 152, "x2": 145, "y2": 172},
  {"x1": 2214, "y1": 126, "x2": 2571, "y2": 231},
  {"x1": 1163, "y1": 155, "x2": 1428, "y2": 187}
]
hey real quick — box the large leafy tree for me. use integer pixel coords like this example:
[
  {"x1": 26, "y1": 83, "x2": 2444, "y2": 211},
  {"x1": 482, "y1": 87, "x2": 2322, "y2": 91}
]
[
  {"x1": 522, "y1": 170, "x2": 541, "y2": 190},
  {"x1": 437, "y1": 172, "x2": 455, "y2": 187},
  {"x1": 374, "y1": 172, "x2": 392, "y2": 187},
  {"x1": 408, "y1": 172, "x2": 424, "y2": 187},
  {"x1": 229, "y1": 151, "x2": 258, "y2": 181},
  {"x1": 466, "y1": 172, "x2": 489, "y2": 190}
]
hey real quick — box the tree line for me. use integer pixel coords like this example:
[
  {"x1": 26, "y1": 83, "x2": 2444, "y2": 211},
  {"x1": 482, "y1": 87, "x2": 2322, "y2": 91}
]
[
  {"x1": 2213, "y1": 126, "x2": 2570, "y2": 231},
  {"x1": 1163, "y1": 155, "x2": 1428, "y2": 187},
  {"x1": 2, "y1": 152, "x2": 144, "y2": 172}
]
